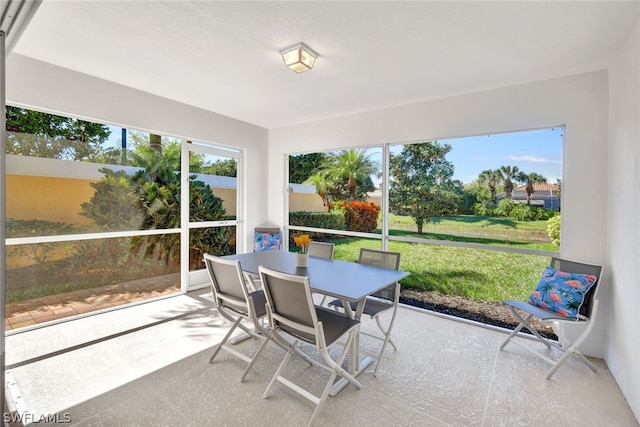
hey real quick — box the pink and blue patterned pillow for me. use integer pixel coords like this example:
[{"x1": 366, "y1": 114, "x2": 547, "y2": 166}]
[
  {"x1": 253, "y1": 231, "x2": 281, "y2": 252},
  {"x1": 528, "y1": 266, "x2": 598, "y2": 320}
]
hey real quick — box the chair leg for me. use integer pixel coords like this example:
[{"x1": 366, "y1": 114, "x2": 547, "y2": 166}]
[
  {"x1": 264, "y1": 345, "x2": 296, "y2": 399},
  {"x1": 265, "y1": 330, "x2": 362, "y2": 427},
  {"x1": 311, "y1": 330, "x2": 362, "y2": 426},
  {"x1": 210, "y1": 316, "x2": 272, "y2": 381},
  {"x1": 319, "y1": 330, "x2": 363, "y2": 389},
  {"x1": 209, "y1": 317, "x2": 241, "y2": 363},
  {"x1": 502, "y1": 310, "x2": 600, "y2": 380},
  {"x1": 545, "y1": 341, "x2": 598, "y2": 379},
  {"x1": 239, "y1": 334, "x2": 270, "y2": 382},
  {"x1": 230, "y1": 320, "x2": 260, "y2": 345},
  {"x1": 369, "y1": 313, "x2": 396, "y2": 377},
  {"x1": 575, "y1": 351, "x2": 598, "y2": 372},
  {"x1": 291, "y1": 346, "x2": 315, "y2": 366},
  {"x1": 308, "y1": 370, "x2": 337, "y2": 427},
  {"x1": 545, "y1": 345, "x2": 575, "y2": 379},
  {"x1": 500, "y1": 308, "x2": 551, "y2": 350},
  {"x1": 545, "y1": 314, "x2": 599, "y2": 379},
  {"x1": 374, "y1": 315, "x2": 397, "y2": 351},
  {"x1": 373, "y1": 333, "x2": 392, "y2": 377},
  {"x1": 262, "y1": 323, "x2": 314, "y2": 366}
]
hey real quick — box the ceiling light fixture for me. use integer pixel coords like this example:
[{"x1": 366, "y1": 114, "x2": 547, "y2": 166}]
[{"x1": 279, "y1": 42, "x2": 318, "y2": 73}]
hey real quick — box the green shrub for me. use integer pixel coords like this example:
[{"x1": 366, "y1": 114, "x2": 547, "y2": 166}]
[
  {"x1": 488, "y1": 199, "x2": 556, "y2": 221},
  {"x1": 509, "y1": 204, "x2": 535, "y2": 220},
  {"x1": 508, "y1": 203, "x2": 556, "y2": 221},
  {"x1": 6, "y1": 218, "x2": 77, "y2": 238},
  {"x1": 547, "y1": 215, "x2": 561, "y2": 246},
  {"x1": 288, "y1": 211, "x2": 346, "y2": 247},
  {"x1": 80, "y1": 169, "x2": 145, "y2": 230},
  {"x1": 533, "y1": 207, "x2": 556, "y2": 221},
  {"x1": 6, "y1": 219, "x2": 78, "y2": 265},
  {"x1": 473, "y1": 203, "x2": 495, "y2": 217},
  {"x1": 82, "y1": 164, "x2": 230, "y2": 269},
  {"x1": 495, "y1": 198, "x2": 515, "y2": 217},
  {"x1": 289, "y1": 211, "x2": 346, "y2": 230}
]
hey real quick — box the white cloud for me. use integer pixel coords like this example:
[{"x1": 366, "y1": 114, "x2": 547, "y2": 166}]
[{"x1": 507, "y1": 155, "x2": 558, "y2": 163}]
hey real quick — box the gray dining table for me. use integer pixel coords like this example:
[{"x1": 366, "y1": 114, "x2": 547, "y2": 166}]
[{"x1": 225, "y1": 250, "x2": 409, "y2": 395}]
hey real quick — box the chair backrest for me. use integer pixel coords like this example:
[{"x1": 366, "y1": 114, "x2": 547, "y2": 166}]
[
  {"x1": 259, "y1": 266, "x2": 318, "y2": 344},
  {"x1": 359, "y1": 248, "x2": 401, "y2": 300},
  {"x1": 550, "y1": 257, "x2": 603, "y2": 318},
  {"x1": 307, "y1": 241, "x2": 335, "y2": 259},
  {"x1": 203, "y1": 253, "x2": 251, "y2": 316},
  {"x1": 253, "y1": 227, "x2": 281, "y2": 252}
]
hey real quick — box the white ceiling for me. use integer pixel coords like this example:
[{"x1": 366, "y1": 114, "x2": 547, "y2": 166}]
[{"x1": 12, "y1": 1, "x2": 640, "y2": 129}]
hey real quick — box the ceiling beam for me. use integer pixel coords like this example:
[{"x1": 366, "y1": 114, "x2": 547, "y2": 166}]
[{"x1": 1, "y1": 0, "x2": 41, "y2": 55}]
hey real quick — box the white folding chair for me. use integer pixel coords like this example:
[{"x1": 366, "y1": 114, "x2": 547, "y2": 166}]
[
  {"x1": 204, "y1": 254, "x2": 314, "y2": 381},
  {"x1": 203, "y1": 254, "x2": 271, "y2": 381},
  {"x1": 307, "y1": 241, "x2": 335, "y2": 259},
  {"x1": 259, "y1": 266, "x2": 362, "y2": 427},
  {"x1": 307, "y1": 241, "x2": 335, "y2": 306},
  {"x1": 328, "y1": 248, "x2": 401, "y2": 376},
  {"x1": 500, "y1": 257, "x2": 603, "y2": 379}
]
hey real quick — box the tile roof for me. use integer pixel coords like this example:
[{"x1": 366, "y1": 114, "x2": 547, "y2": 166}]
[{"x1": 514, "y1": 182, "x2": 559, "y2": 191}]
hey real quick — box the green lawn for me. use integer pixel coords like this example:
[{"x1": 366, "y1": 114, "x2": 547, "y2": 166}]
[
  {"x1": 384, "y1": 214, "x2": 554, "y2": 250},
  {"x1": 330, "y1": 214, "x2": 556, "y2": 303}
]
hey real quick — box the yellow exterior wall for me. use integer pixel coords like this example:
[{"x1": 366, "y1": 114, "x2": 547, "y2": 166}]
[
  {"x1": 211, "y1": 187, "x2": 237, "y2": 216},
  {"x1": 366, "y1": 195, "x2": 381, "y2": 206},
  {"x1": 7, "y1": 175, "x2": 325, "y2": 225},
  {"x1": 289, "y1": 193, "x2": 326, "y2": 212},
  {"x1": 7, "y1": 175, "x2": 97, "y2": 225},
  {"x1": 7, "y1": 174, "x2": 238, "y2": 224}
]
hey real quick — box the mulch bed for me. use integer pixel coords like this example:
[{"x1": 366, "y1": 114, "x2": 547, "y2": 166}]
[{"x1": 400, "y1": 288, "x2": 557, "y2": 340}]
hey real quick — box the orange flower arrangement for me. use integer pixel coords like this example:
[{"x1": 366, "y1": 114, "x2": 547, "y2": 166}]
[{"x1": 294, "y1": 234, "x2": 311, "y2": 254}]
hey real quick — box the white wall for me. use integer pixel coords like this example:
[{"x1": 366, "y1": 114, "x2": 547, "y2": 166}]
[
  {"x1": 5, "y1": 54, "x2": 268, "y2": 252},
  {"x1": 608, "y1": 16, "x2": 640, "y2": 421},
  {"x1": 269, "y1": 71, "x2": 610, "y2": 356}
]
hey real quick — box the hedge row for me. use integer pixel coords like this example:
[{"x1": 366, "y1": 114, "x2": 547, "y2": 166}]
[
  {"x1": 289, "y1": 211, "x2": 346, "y2": 230},
  {"x1": 473, "y1": 199, "x2": 557, "y2": 221},
  {"x1": 289, "y1": 201, "x2": 381, "y2": 233}
]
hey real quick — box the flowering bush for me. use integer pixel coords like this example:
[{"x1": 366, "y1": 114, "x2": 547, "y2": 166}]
[{"x1": 336, "y1": 201, "x2": 380, "y2": 232}]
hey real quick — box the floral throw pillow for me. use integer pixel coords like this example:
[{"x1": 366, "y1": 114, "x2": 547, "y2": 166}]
[
  {"x1": 528, "y1": 266, "x2": 598, "y2": 320},
  {"x1": 253, "y1": 231, "x2": 281, "y2": 252}
]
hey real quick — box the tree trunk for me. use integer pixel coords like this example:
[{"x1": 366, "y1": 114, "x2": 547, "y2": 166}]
[{"x1": 150, "y1": 133, "x2": 162, "y2": 154}]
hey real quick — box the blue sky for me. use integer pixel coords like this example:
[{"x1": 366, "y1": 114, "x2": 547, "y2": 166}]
[
  {"x1": 441, "y1": 127, "x2": 563, "y2": 184},
  {"x1": 385, "y1": 127, "x2": 563, "y2": 185}
]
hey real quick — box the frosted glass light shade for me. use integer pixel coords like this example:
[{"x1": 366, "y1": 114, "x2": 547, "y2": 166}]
[{"x1": 280, "y1": 42, "x2": 318, "y2": 73}]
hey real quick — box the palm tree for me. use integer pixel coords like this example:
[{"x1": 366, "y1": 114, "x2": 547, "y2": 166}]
[
  {"x1": 478, "y1": 169, "x2": 503, "y2": 201},
  {"x1": 499, "y1": 165, "x2": 523, "y2": 198},
  {"x1": 325, "y1": 149, "x2": 379, "y2": 200},
  {"x1": 523, "y1": 172, "x2": 547, "y2": 205},
  {"x1": 304, "y1": 172, "x2": 332, "y2": 206}
]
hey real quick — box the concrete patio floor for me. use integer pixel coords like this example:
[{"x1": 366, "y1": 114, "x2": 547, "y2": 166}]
[{"x1": 4, "y1": 288, "x2": 638, "y2": 426}]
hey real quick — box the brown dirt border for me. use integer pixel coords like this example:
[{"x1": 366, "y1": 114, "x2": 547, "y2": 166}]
[{"x1": 400, "y1": 289, "x2": 557, "y2": 340}]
